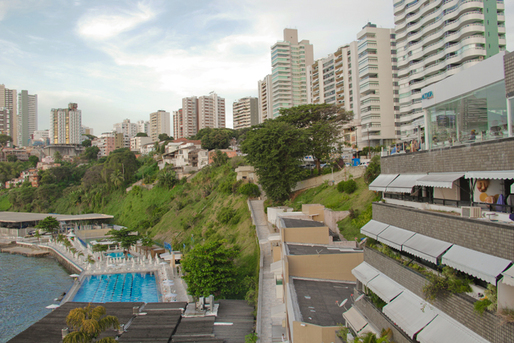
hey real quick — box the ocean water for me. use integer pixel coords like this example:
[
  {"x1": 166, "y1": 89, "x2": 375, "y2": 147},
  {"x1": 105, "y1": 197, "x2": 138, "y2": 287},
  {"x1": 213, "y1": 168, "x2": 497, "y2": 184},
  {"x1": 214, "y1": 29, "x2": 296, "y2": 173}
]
[{"x1": 0, "y1": 253, "x2": 73, "y2": 343}]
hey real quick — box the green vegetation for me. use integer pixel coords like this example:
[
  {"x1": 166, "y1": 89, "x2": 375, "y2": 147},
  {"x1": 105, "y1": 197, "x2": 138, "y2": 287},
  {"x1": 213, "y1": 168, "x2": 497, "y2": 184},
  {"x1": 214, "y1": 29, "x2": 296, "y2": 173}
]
[
  {"x1": 422, "y1": 266, "x2": 472, "y2": 301},
  {"x1": 474, "y1": 284, "x2": 497, "y2": 315},
  {"x1": 192, "y1": 127, "x2": 236, "y2": 150},
  {"x1": 36, "y1": 216, "x2": 60, "y2": 238},
  {"x1": 107, "y1": 228, "x2": 139, "y2": 256},
  {"x1": 364, "y1": 155, "x2": 381, "y2": 185},
  {"x1": 337, "y1": 179, "x2": 357, "y2": 194},
  {"x1": 64, "y1": 304, "x2": 119, "y2": 343}
]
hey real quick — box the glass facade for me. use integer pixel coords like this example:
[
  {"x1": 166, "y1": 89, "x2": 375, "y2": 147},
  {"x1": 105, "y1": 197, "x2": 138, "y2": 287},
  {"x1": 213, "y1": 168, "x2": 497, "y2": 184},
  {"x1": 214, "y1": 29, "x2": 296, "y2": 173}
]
[{"x1": 426, "y1": 81, "x2": 511, "y2": 149}]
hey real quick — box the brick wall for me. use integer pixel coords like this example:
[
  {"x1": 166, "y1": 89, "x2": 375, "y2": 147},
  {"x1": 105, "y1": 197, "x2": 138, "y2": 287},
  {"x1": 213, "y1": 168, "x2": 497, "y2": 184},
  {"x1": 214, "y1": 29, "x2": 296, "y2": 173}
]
[
  {"x1": 364, "y1": 247, "x2": 514, "y2": 342},
  {"x1": 372, "y1": 202, "x2": 514, "y2": 261},
  {"x1": 381, "y1": 137, "x2": 514, "y2": 174},
  {"x1": 505, "y1": 51, "x2": 514, "y2": 98}
]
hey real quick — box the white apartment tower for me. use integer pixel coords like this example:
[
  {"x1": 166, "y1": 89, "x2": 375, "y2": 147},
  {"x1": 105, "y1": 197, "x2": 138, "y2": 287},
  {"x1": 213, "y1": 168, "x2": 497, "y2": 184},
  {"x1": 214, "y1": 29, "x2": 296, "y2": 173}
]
[
  {"x1": 18, "y1": 90, "x2": 38, "y2": 147},
  {"x1": 136, "y1": 120, "x2": 150, "y2": 136},
  {"x1": 198, "y1": 93, "x2": 225, "y2": 130},
  {"x1": 271, "y1": 29, "x2": 314, "y2": 117},
  {"x1": 0, "y1": 84, "x2": 17, "y2": 145},
  {"x1": 258, "y1": 74, "x2": 272, "y2": 123},
  {"x1": 394, "y1": 0, "x2": 507, "y2": 141},
  {"x1": 50, "y1": 103, "x2": 82, "y2": 144},
  {"x1": 149, "y1": 110, "x2": 171, "y2": 142},
  {"x1": 113, "y1": 119, "x2": 138, "y2": 138},
  {"x1": 233, "y1": 97, "x2": 258, "y2": 130}
]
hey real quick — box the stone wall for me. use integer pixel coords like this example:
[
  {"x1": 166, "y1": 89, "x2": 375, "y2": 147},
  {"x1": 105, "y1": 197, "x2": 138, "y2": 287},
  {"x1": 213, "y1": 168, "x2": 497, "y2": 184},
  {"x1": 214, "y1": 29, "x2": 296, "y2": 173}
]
[
  {"x1": 372, "y1": 202, "x2": 514, "y2": 261},
  {"x1": 381, "y1": 137, "x2": 514, "y2": 174},
  {"x1": 364, "y1": 247, "x2": 514, "y2": 343}
]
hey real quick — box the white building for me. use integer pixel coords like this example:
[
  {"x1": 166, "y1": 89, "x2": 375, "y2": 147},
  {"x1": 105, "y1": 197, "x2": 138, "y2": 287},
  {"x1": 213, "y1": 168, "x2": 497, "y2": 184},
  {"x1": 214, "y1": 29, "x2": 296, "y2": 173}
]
[
  {"x1": 113, "y1": 119, "x2": 138, "y2": 138},
  {"x1": 198, "y1": 92, "x2": 225, "y2": 130},
  {"x1": 33, "y1": 130, "x2": 50, "y2": 144},
  {"x1": 394, "y1": 0, "x2": 507, "y2": 141},
  {"x1": 130, "y1": 136, "x2": 153, "y2": 153},
  {"x1": 17, "y1": 90, "x2": 37, "y2": 147},
  {"x1": 233, "y1": 97, "x2": 258, "y2": 129},
  {"x1": 50, "y1": 103, "x2": 82, "y2": 144},
  {"x1": 136, "y1": 120, "x2": 150, "y2": 136},
  {"x1": 149, "y1": 110, "x2": 171, "y2": 142},
  {"x1": 258, "y1": 74, "x2": 272, "y2": 123},
  {"x1": 0, "y1": 84, "x2": 17, "y2": 145}
]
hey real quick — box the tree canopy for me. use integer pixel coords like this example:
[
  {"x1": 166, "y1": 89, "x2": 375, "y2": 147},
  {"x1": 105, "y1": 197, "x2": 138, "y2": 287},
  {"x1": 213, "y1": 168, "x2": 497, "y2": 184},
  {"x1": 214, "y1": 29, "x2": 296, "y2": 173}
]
[
  {"x1": 241, "y1": 120, "x2": 307, "y2": 202},
  {"x1": 193, "y1": 128, "x2": 234, "y2": 150},
  {"x1": 107, "y1": 228, "x2": 139, "y2": 252},
  {"x1": 64, "y1": 304, "x2": 119, "y2": 343},
  {"x1": 36, "y1": 216, "x2": 60, "y2": 238},
  {"x1": 84, "y1": 146, "x2": 100, "y2": 161},
  {"x1": 181, "y1": 239, "x2": 239, "y2": 298},
  {"x1": 82, "y1": 139, "x2": 92, "y2": 147},
  {"x1": 0, "y1": 134, "x2": 12, "y2": 146}
]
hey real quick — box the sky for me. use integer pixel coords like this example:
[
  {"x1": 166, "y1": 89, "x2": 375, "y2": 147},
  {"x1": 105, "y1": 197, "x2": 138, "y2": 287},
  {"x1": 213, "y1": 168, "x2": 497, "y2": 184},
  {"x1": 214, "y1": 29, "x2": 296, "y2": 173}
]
[{"x1": 0, "y1": 0, "x2": 513, "y2": 135}]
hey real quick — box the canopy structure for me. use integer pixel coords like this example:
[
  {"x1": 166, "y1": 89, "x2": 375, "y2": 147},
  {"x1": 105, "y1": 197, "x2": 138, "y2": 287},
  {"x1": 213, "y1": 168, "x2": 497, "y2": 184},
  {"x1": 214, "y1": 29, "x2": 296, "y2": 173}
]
[
  {"x1": 501, "y1": 265, "x2": 514, "y2": 287},
  {"x1": 369, "y1": 174, "x2": 398, "y2": 192},
  {"x1": 383, "y1": 291, "x2": 438, "y2": 338},
  {"x1": 416, "y1": 314, "x2": 490, "y2": 343},
  {"x1": 352, "y1": 262, "x2": 380, "y2": 286},
  {"x1": 385, "y1": 174, "x2": 427, "y2": 193},
  {"x1": 441, "y1": 245, "x2": 512, "y2": 284},
  {"x1": 343, "y1": 307, "x2": 368, "y2": 334},
  {"x1": 402, "y1": 234, "x2": 453, "y2": 264},
  {"x1": 360, "y1": 220, "x2": 389, "y2": 240},
  {"x1": 376, "y1": 225, "x2": 416, "y2": 251},
  {"x1": 464, "y1": 170, "x2": 514, "y2": 180},
  {"x1": 366, "y1": 274, "x2": 405, "y2": 303},
  {"x1": 414, "y1": 173, "x2": 464, "y2": 189}
]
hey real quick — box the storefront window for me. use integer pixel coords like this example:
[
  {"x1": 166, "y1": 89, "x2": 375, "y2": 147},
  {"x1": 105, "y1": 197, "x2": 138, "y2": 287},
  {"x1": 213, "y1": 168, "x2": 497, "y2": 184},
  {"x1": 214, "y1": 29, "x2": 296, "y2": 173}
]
[{"x1": 426, "y1": 81, "x2": 509, "y2": 149}]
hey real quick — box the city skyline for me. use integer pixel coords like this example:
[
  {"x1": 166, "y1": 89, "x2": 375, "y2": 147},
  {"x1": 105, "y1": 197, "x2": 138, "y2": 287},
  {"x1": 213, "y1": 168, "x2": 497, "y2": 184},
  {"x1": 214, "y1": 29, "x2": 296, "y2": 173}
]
[{"x1": 0, "y1": 0, "x2": 513, "y2": 135}]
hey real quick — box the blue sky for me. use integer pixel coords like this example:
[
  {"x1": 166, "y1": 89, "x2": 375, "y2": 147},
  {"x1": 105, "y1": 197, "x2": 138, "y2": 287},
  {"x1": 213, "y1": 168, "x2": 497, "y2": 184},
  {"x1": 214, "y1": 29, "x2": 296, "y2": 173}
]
[{"x1": 0, "y1": 0, "x2": 513, "y2": 134}]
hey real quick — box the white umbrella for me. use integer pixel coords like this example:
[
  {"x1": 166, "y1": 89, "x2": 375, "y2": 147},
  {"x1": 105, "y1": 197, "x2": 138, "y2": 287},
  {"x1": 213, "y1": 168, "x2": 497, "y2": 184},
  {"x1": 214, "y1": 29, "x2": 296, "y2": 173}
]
[
  {"x1": 46, "y1": 304, "x2": 60, "y2": 309},
  {"x1": 69, "y1": 274, "x2": 80, "y2": 278}
]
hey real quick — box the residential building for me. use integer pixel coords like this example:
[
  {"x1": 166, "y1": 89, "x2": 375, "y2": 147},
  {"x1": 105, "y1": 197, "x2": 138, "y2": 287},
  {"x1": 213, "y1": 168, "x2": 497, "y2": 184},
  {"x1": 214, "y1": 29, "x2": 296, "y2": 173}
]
[
  {"x1": 114, "y1": 132, "x2": 130, "y2": 150},
  {"x1": 113, "y1": 119, "x2": 138, "y2": 138},
  {"x1": 91, "y1": 132, "x2": 115, "y2": 157},
  {"x1": 136, "y1": 120, "x2": 150, "y2": 136},
  {"x1": 149, "y1": 110, "x2": 171, "y2": 142},
  {"x1": 394, "y1": 0, "x2": 507, "y2": 141},
  {"x1": 233, "y1": 97, "x2": 258, "y2": 129},
  {"x1": 198, "y1": 93, "x2": 225, "y2": 130},
  {"x1": 258, "y1": 74, "x2": 272, "y2": 122},
  {"x1": 130, "y1": 136, "x2": 153, "y2": 153},
  {"x1": 270, "y1": 29, "x2": 314, "y2": 118},
  {"x1": 33, "y1": 130, "x2": 50, "y2": 145},
  {"x1": 82, "y1": 126, "x2": 94, "y2": 137},
  {"x1": 207, "y1": 149, "x2": 237, "y2": 164},
  {"x1": 0, "y1": 84, "x2": 17, "y2": 145},
  {"x1": 49, "y1": 103, "x2": 82, "y2": 144},
  {"x1": 172, "y1": 109, "x2": 183, "y2": 139},
  {"x1": 17, "y1": 90, "x2": 37, "y2": 147},
  {"x1": 36, "y1": 156, "x2": 61, "y2": 171}
]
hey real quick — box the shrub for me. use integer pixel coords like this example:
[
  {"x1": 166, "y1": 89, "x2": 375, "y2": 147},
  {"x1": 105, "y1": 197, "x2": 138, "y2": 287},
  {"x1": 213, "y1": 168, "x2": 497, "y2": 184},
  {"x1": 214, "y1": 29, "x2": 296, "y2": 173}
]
[
  {"x1": 217, "y1": 207, "x2": 237, "y2": 224},
  {"x1": 337, "y1": 180, "x2": 345, "y2": 193},
  {"x1": 337, "y1": 179, "x2": 357, "y2": 194},
  {"x1": 239, "y1": 183, "x2": 261, "y2": 197}
]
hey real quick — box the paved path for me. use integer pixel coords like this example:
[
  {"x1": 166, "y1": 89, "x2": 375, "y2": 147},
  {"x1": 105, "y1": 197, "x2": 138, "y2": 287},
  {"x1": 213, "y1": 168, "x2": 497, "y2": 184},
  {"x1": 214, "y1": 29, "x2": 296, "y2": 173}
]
[{"x1": 249, "y1": 200, "x2": 286, "y2": 343}]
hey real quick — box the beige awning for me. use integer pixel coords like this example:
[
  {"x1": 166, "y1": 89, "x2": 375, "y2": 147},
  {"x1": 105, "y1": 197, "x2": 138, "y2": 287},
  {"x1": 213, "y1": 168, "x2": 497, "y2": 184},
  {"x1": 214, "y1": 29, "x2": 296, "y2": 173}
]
[
  {"x1": 402, "y1": 233, "x2": 453, "y2": 264},
  {"x1": 367, "y1": 274, "x2": 405, "y2": 303},
  {"x1": 352, "y1": 262, "x2": 380, "y2": 286},
  {"x1": 369, "y1": 174, "x2": 398, "y2": 192},
  {"x1": 376, "y1": 225, "x2": 416, "y2": 251},
  {"x1": 343, "y1": 307, "x2": 368, "y2": 333},
  {"x1": 360, "y1": 220, "x2": 389, "y2": 240},
  {"x1": 385, "y1": 173, "x2": 427, "y2": 193},
  {"x1": 415, "y1": 172, "x2": 464, "y2": 189},
  {"x1": 417, "y1": 314, "x2": 490, "y2": 343}
]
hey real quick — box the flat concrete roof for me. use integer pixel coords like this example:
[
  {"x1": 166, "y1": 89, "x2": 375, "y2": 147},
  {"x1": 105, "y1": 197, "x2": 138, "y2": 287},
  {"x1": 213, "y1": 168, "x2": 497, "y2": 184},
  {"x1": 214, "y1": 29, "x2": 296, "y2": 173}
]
[
  {"x1": 287, "y1": 244, "x2": 358, "y2": 256},
  {"x1": 281, "y1": 218, "x2": 326, "y2": 228},
  {"x1": 293, "y1": 278, "x2": 355, "y2": 327},
  {"x1": 0, "y1": 212, "x2": 114, "y2": 224}
]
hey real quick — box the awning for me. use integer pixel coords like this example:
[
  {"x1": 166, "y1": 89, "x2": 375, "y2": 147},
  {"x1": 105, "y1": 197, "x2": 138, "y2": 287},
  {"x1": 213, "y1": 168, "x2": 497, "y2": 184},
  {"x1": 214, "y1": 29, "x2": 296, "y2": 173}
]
[
  {"x1": 367, "y1": 274, "x2": 405, "y2": 303},
  {"x1": 414, "y1": 173, "x2": 464, "y2": 189},
  {"x1": 376, "y1": 225, "x2": 416, "y2": 251},
  {"x1": 402, "y1": 234, "x2": 453, "y2": 264},
  {"x1": 360, "y1": 220, "x2": 389, "y2": 240},
  {"x1": 385, "y1": 173, "x2": 427, "y2": 193},
  {"x1": 417, "y1": 314, "x2": 490, "y2": 343},
  {"x1": 501, "y1": 265, "x2": 514, "y2": 287},
  {"x1": 383, "y1": 291, "x2": 438, "y2": 338},
  {"x1": 369, "y1": 174, "x2": 398, "y2": 192},
  {"x1": 352, "y1": 262, "x2": 380, "y2": 285},
  {"x1": 343, "y1": 307, "x2": 368, "y2": 333},
  {"x1": 464, "y1": 170, "x2": 514, "y2": 180},
  {"x1": 441, "y1": 245, "x2": 512, "y2": 284}
]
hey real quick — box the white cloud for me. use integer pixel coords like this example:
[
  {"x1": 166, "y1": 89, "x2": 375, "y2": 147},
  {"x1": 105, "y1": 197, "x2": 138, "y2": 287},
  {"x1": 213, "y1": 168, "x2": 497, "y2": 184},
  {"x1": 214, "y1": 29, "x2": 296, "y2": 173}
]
[{"x1": 76, "y1": 2, "x2": 156, "y2": 40}]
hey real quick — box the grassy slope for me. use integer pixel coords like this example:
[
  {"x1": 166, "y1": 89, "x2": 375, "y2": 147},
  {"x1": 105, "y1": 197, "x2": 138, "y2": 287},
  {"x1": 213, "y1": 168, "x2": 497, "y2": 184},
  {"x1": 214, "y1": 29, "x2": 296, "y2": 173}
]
[{"x1": 290, "y1": 177, "x2": 379, "y2": 240}]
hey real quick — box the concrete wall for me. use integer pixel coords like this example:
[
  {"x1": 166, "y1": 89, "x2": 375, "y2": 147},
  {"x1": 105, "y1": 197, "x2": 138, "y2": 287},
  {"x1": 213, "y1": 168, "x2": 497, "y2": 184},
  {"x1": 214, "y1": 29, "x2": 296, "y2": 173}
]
[
  {"x1": 292, "y1": 322, "x2": 339, "y2": 343},
  {"x1": 381, "y1": 137, "x2": 514, "y2": 174},
  {"x1": 364, "y1": 247, "x2": 514, "y2": 343},
  {"x1": 282, "y1": 227, "x2": 330, "y2": 245},
  {"x1": 287, "y1": 253, "x2": 362, "y2": 282},
  {"x1": 324, "y1": 208, "x2": 349, "y2": 234},
  {"x1": 302, "y1": 204, "x2": 325, "y2": 222},
  {"x1": 273, "y1": 246, "x2": 281, "y2": 263},
  {"x1": 292, "y1": 167, "x2": 365, "y2": 192},
  {"x1": 373, "y1": 202, "x2": 514, "y2": 261}
]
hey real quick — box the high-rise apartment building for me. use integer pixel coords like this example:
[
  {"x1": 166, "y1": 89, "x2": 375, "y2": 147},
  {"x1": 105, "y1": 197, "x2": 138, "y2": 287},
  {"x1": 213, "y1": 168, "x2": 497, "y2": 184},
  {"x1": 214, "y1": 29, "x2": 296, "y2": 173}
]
[
  {"x1": 173, "y1": 93, "x2": 226, "y2": 139},
  {"x1": 271, "y1": 29, "x2": 314, "y2": 117},
  {"x1": 136, "y1": 120, "x2": 150, "y2": 136},
  {"x1": 18, "y1": 90, "x2": 37, "y2": 147},
  {"x1": 49, "y1": 103, "x2": 82, "y2": 144},
  {"x1": 113, "y1": 119, "x2": 138, "y2": 138},
  {"x1": 258, "y1": 74, "x2": 272, "y2": 123},
  {"x1": 233, "y1": 97, "x2": 258, "y2": 130},
  {"x1": 149, "y1": 110, "x2": 170, "y2": 142},
  {"x1": 394, "y1": 0, "x2": 506, "y2": 141},
  {"x1": 0, "y1": 84, "x2": 17, "y2": 145}
]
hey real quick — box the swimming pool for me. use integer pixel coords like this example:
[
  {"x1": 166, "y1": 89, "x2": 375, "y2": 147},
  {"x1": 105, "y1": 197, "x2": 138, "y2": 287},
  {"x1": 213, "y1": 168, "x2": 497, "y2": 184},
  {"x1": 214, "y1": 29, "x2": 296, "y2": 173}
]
[
  {"x1": 106, "y1": 252, "x2": 132, "y2": 258},
  {"x1": 72, "y1": 273, "x2": 159, "y2": 303}
]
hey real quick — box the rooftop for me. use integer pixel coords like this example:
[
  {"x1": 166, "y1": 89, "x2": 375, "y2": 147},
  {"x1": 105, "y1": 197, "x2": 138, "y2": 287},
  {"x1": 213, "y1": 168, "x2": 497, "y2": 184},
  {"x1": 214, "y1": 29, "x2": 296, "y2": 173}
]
[
  {"x1": 281, "y1": 218, "x2": 326, "y2": 228},
  {"x1": 293, "y1": 278, "x2": 355, "y2": 327},
  {"x1": 287, "y1": 244, "x2": 358, "y2": 255},
  {"x1": 0, "y1": 212, "x2": 114, "y2": 224}
]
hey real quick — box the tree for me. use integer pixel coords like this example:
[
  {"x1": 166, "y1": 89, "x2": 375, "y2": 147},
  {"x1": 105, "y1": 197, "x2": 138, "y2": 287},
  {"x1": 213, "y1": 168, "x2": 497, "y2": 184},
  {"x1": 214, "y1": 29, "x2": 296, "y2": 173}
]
[
  {"x1": 136, "y1": 132, "x2": 148, "y2": 137},
  {"x1": 54, "y1": 151, "x2": 63, "y2": 161},
  {"x1": 36, "y1": 216, "x2": 60, "y2": 238},
  {"x1": 241, "y1": 121, "x2": 307, "y2": 202},
  {"x1": 107, "y1": 228, "x2": 139, "y2": 256},
  {"x1": 193, "y1": 128, "x2": 234, "y2": 150},
  {"x1": 28, "y1": 155, "x2": 39, "y2": 167},
  {"x1": 158, "y1": 133, "x2": 170, "y2": 141},
  {"x1": 140, "y1": 233, "x2": 153, "y2": 257},
  {"x1": 7, "y1": 154, "x2": 17, "y2": 162},
  {"x1": 0, "y1": 134, "x2": 12, "y2": 147},
  {"x1": 212, "y1": 149, "x2": 229, "y2": 167},
  {"x1": 82, "y1": 139, "x2": 92, "y2": 147},
  {"x1": 276, "y1": 104, "x2": 353, "y2": 173},
  {"x1": 109, "y1": 169, "x2": 124, "y2": 189},
  {"x1": 84, "y1": 146, "x2": 100, "y2": 161},
  {"x1": 364, "y1": 155, "x2": 381, "y2": 185},
  {"x1": 157, "y1": 170, "x2": 177, "y2": 190},
  {"x1": 181, "y1": 239, "x2": 239, "y2": 298},
  {"x1": 64, "y1": 304, "x2": 119, "y2": 343}
]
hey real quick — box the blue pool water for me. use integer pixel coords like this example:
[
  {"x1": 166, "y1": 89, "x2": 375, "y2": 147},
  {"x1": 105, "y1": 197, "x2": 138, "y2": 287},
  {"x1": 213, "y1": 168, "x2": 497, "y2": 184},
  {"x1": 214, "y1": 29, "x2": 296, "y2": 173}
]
[
  {"x1": 106, "y1": 252, "x2": 132, "y2": 258},
  {"x1": 72, "y1": 273, "x2": 159, "y2": 303}
]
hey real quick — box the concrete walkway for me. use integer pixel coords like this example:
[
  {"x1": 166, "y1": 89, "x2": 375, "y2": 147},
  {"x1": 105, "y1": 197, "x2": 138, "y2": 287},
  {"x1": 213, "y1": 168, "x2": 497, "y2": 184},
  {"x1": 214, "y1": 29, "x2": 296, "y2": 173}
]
[{"x1": 249, "y1": 200, "x2": 286, "y2": 343}]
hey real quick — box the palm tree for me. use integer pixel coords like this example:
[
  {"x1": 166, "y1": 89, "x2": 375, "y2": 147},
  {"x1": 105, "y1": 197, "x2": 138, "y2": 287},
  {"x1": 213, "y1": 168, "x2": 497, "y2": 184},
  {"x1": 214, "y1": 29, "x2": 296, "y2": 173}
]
[
  {"x1": 110, "y1": 169, "x2": 124, "y2": 189},
  {"x1": 64, "y1": 304, "x2": 119, "y2": 343}
]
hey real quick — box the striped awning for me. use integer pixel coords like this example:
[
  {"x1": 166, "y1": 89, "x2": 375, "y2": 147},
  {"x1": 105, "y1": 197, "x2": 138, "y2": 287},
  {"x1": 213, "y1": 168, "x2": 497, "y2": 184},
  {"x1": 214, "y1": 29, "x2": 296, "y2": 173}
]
[
  {"x1": 385, "y1": 174, "x2": 427, "y2": 193},
  {"x1": 369, "y1": 174, "x2": 398, "y2": 192},
  {"x1": 414, "y1": 173, "x2": 464, "y2": 189},
  {"x1": 402, "y1": 234, "x2": 453, "y2": 264},
  {"x1": 360, "y1": 220, "x2": 389, "y2": 240}
]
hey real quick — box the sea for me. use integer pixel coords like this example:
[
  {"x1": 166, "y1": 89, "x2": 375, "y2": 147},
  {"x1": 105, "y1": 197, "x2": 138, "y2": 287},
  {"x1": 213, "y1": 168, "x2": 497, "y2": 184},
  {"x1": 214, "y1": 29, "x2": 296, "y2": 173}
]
[{"x1": 0, "y1": 252, "x2": 73, "y2": 343}]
